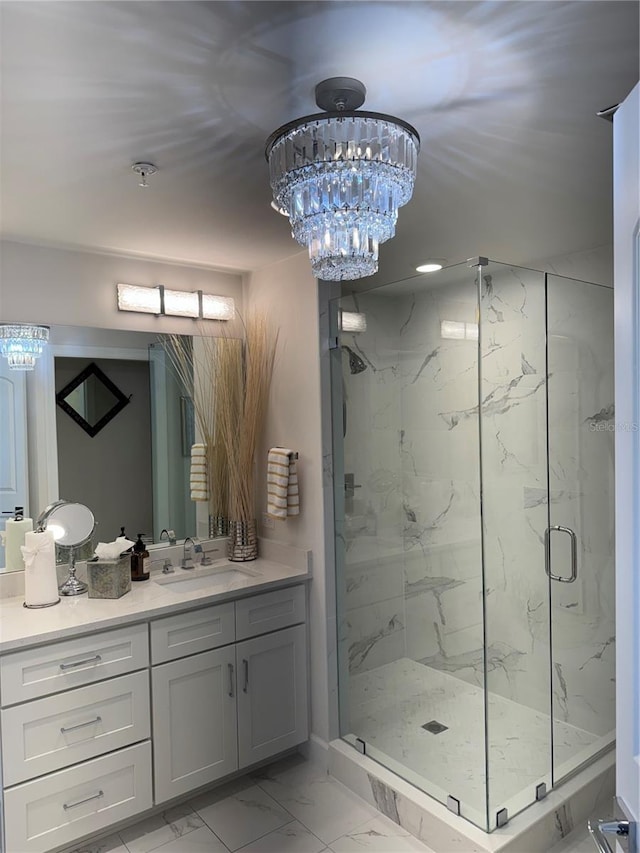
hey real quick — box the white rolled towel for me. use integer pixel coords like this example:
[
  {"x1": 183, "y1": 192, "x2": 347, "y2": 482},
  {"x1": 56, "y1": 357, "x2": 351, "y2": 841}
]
[
  {"x1": 190, "y1": 443, "x2": 209, "y2": 502},
  {"x1": 21, "y1": 529, "x2": 59, "y2": 607}
]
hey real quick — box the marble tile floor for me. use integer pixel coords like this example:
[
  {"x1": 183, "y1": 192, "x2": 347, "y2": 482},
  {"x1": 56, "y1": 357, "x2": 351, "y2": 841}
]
[
  {"x1": 348, "y1": 659, "x2": 598, "y2": 818},
  {"x1": 60, "y1": 753, "x2": 437, "y2": 853},
  {"x1": 60, "y1": 752, "x2": 603, "y2": 853}
]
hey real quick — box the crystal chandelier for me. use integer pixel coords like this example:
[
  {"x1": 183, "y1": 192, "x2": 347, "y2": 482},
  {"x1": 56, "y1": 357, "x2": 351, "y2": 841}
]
[
  {"x1": 0, "y1": 324, "x2": 49, "y2": 370},
  {"x1": 265, "y1": 77, "x2": 420, "y2": 281}
]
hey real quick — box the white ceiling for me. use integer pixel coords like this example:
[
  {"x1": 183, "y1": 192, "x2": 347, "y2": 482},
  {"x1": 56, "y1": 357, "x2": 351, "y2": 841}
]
[{"x1": 1, "y1": 1, "x2": 638, "y2": 287}]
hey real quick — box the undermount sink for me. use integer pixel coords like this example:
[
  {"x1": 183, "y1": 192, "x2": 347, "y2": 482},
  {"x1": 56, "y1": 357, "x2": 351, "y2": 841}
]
[{"x1": 154, "y1": 563, "x2": 261, "y2": 593}]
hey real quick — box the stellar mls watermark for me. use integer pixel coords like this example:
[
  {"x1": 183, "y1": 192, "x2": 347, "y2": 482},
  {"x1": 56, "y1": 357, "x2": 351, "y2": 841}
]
[{"x1": 589, "y1": 421, "x2": 638, "y2": 432}]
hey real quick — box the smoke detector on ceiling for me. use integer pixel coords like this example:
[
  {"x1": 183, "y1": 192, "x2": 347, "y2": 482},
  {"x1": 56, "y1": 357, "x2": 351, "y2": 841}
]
[{"x1": 131, "y1": 162, "x2": 157, "y2": 188}]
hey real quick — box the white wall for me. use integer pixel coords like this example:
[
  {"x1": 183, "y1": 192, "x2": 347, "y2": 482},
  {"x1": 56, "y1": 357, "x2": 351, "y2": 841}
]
[
  {"x1": 613, "y1": 82, "x2": 639, "y2": 825},
  {"x1": 527, "y1": 243, "x2": 613, "y2": 287},
  {"x1": 244, "y1": 251, "x2": 331, "y2": 747},
  {"x1": 0, "y1": 240, "x2": 243, "y2": 332}
]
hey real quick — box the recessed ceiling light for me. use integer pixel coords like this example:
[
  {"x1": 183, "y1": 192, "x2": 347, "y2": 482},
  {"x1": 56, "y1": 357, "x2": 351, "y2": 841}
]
[{"x1": 416, "y1": 259, "x2": 447, "y2": 273}]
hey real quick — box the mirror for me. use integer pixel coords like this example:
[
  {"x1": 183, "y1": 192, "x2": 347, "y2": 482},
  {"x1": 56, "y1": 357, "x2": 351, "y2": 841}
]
[
  {"x1": 37, "y1": 500, "x2": 96, "y2": 595},
  {"x1": 38, "y1": 500, "x2": 96, "y2": 547},
  {"x1": 1, "y1": 324, "x2": 241, "y2": 572}
]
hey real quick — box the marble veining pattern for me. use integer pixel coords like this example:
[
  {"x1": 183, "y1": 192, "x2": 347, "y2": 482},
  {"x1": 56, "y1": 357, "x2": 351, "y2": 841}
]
[
  {"x1": 118, "y1": 805, "x2": 205, "y2": 853},
  {"x1": 193, "y1": 783, "x2": 292, "y2": 851},
  {"x1": 368, "y1": 774, "x2": 401, "y2": 824},
  {"x1": 348, "y1": 658, "x2": 597, "y2": 819},
  {"x1": 347, "y1": 612, "x2": 404, "y2": 673}
]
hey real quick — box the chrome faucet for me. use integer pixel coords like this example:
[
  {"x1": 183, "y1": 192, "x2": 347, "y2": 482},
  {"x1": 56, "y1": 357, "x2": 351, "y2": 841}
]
[
  {"x1": 159, "y1": 528, "x2": 176, "y2": 546},
  {"x1": 181, "y1": 537, "x2": 196, "y2": 569}
]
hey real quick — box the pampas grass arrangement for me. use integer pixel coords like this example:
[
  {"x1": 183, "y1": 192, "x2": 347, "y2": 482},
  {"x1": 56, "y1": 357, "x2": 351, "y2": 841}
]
[
  {"x1": 163, "y1": 310, "x2": 277, "y2": 555},
  {"x1": 217, "y1": 311, "x2": 278, "y2": 524},
  {"x1": 163, "y1": 332, "x2": 238, "y2": 528}
]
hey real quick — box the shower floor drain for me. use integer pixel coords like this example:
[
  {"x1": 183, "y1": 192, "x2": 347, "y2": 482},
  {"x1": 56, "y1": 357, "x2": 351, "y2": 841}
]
[{"x1": 422, "y1": 720, "x2": 448, "y2": 734}]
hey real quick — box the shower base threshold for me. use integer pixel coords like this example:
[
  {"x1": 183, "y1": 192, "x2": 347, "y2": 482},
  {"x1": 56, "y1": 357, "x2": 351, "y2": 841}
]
[{"x1": 328, "y1": 739, "x2": 615, "y2": 853}]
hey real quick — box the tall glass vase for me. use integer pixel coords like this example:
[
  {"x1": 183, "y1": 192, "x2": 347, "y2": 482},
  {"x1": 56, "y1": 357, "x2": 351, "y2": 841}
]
[{"x1": 227, "y1": 519, "x2": 258, "y2": 561}]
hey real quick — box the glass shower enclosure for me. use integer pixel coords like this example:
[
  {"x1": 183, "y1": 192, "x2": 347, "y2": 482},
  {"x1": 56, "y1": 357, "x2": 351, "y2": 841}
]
[{"x1": 330, "y1": 259, "x2": 615, "y2": 831}]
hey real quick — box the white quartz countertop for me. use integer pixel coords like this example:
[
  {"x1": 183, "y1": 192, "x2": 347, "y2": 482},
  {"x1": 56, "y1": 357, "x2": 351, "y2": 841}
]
[{"x1": 0, "y1": 542, "x2": 311, "y2": 653}]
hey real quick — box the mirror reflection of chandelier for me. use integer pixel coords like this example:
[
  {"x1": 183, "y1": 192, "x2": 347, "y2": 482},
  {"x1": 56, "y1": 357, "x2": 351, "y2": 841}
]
[
  {"x1": 265, "y1": 77, "x2": 420, "y2": 282},
  {"x1": 0, "y1": 323, "x2": 49, "y2": 370}
]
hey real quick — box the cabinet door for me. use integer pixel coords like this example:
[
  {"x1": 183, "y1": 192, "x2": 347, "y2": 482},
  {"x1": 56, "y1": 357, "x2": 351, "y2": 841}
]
[
  {"x1": 152, "y1": 646, "x2": 237, "y2": 803},
  {"x1": 236, "y1": 624, "x2": 308, "y2": 769}
]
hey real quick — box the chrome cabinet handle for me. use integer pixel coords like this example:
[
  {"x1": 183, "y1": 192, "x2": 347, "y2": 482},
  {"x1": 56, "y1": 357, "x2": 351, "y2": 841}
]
[
  {"x1": 588, "y1": 818, "x2": 630, "y2": 852},
  {"x1": 228, "y1": 663, "x2": 234, "y2": 697},
  {"x1": 544, "y1": 525, "x2": 578, "y2": 583},
  {"x1": 243, "y1": 658, "x2": 249, "y2": 693},
  {"x1": 59, "y1": 654, "x2": 102, "y2": 670},
  {"x1": 63, "y1": 790, "x2": 104, "y2": 811},
  {"x1": 60, "y1": 715, "x2": 102, "y2": 735}
]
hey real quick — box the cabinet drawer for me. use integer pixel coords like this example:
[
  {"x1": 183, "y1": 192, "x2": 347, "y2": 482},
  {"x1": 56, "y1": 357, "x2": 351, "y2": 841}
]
[
  {"x1": 235, "y1": 584, "x2": 306, "y2": 640},
  {"x1": 3, "y1": 741, "x2": 152, "y2": 853},
  {"x1": 1, "y1": 623, "x2": 149, "y2": 706},
  {"x1": 151, "y1": 601, "x2": 235, "y2": 663},
  {"x1": 1, "y1": 670, "x2": 150, "y2": 785}
]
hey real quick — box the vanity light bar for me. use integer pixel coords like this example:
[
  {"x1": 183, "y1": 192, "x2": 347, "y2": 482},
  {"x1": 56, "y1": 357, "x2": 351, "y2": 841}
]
[
  {"x1": 164, "y1": 288, "x2": 200, "y2": 318},
  {"x1": 117, "y1": 283, "x2": 162, "y2": 314},
  {"x1": 117, "y1": 283, "x2": 235, "y2": 321}
]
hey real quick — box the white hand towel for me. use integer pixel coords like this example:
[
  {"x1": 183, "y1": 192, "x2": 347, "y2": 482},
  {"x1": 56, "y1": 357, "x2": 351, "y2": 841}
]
[
  {"x1": 190, "y1": 443, "x2": 209, "y2": 502},
  {"x1": 267, "y1": 448, "x2": 300, "y2": 520},
  {"x1": 21, "y1": 529, "x2": 59, "y2": 607}
]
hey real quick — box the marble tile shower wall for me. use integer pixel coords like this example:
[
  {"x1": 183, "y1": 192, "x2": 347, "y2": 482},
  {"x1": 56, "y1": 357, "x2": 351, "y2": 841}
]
[
  {"x1": 340, "y1": 279, "x2": 484, "y2": 682},
  {"x1": 478, "y1": 265, "x2": 552, "y2": 718},
  {"x1": 546, "y1": 277, "x2": 615, "y2": 739},
  {"x1": 339, "y1": 267, "x2": 614, "y2": 740},
  {"x1": 395, "y1": 279, "x2": 484, "y2": 671},
  {"x1": 339, "y1": 293, "x2": 407, "y2": 676}
]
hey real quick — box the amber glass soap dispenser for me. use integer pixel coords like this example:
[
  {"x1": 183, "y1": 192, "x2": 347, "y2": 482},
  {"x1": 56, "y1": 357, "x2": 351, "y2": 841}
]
[{"x1": 131, "y1": 534, "x2": 150, "y2": 582}]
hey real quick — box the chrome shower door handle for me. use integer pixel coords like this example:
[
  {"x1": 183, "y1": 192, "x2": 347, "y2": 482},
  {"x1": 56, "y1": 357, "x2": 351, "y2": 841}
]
[{"x1": 544, "y1": 525, "x2": 578, "y2": 583}]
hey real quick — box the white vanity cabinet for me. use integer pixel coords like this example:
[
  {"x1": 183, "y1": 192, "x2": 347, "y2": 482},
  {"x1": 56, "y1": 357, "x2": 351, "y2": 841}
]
[
  {"x1": 0, "y1": 576, "x2": 310, "y2": 851},
  {"x1": 151, "y1": 584, "x2": 308, "y2": 804},
  {"x1": 0, "y1": 623, "x2": 152, "y2": 853}
]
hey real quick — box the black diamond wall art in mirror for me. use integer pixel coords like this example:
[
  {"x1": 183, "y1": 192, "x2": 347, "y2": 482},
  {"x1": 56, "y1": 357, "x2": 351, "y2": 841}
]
[{"x1": 56, "y1": 362, "x2": 130, "y2": 437}]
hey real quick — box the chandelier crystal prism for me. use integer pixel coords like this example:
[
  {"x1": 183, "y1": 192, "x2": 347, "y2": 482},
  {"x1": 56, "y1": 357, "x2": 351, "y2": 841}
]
[
  {"x1": 266, "y1": 77, "x2": 420, "y2": 281},
  {"x1": 0, "y1": 324, "x2": 49, "y2": 370}
]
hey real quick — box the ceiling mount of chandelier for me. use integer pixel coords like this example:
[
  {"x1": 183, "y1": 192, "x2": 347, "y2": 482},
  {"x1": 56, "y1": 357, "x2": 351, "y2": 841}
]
[{"x1": 265, "y1": 77, "x2": 420, "y2": 282}]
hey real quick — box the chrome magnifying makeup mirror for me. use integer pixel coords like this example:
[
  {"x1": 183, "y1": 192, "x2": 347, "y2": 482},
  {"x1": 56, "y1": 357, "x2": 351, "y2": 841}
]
[{"x1": 37, "y1": 500, "x2": 96, "y2": 595}]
